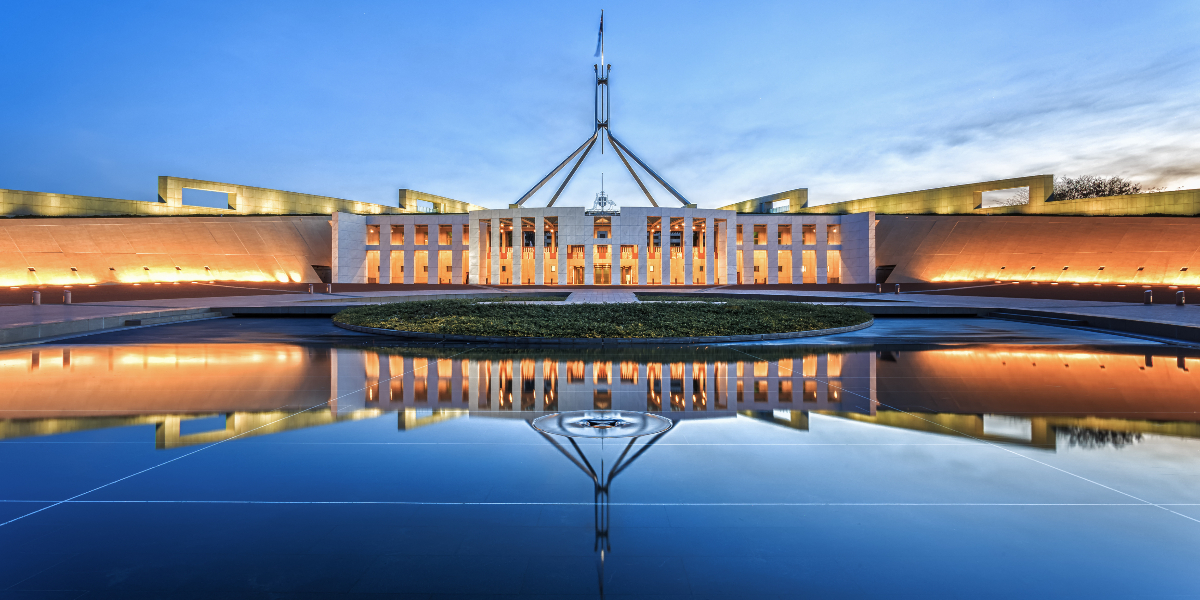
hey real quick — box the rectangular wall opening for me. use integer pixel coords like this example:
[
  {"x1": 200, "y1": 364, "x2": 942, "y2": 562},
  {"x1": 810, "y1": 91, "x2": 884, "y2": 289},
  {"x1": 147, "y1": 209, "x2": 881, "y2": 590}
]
[
  {"x1": 366, "y1": 250, "x2": 380, "y2": 284},
  {"x1": 981, "y1": 187, "x2": 1030, "y2": 208},
  {"x1": 827, "y1": 250, "x2": 842, "y2": 283},
  {"x1": 182, "y1": 188, "x2": 233, "y2": 209},
  {"x1": 802, "y1": 225, "x2": 816, "y2": 245}
]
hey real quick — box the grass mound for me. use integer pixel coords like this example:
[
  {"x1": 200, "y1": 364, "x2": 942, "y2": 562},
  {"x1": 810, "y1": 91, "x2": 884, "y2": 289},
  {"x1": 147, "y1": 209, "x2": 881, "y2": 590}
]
[{"x1": 333, "y1": 299, "x2": 870, "y2": 338}]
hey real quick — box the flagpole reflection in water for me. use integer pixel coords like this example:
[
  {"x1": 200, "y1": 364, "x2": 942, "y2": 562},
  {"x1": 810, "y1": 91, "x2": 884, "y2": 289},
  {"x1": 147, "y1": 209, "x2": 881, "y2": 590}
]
[{"x1": 532, "y1": 410, "x2": 673, "y2": 598}]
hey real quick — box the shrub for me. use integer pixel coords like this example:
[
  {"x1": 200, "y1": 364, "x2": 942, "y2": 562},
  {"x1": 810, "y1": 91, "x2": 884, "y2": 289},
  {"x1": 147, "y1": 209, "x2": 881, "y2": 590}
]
[{"x1": 333, "y1": 299, "x2": 871, "y2": 338}]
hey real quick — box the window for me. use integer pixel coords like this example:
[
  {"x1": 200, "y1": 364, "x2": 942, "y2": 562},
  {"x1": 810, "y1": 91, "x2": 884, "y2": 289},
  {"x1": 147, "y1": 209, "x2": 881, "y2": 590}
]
[
  {"x1": 778, "y1": 224, "x2": 792, "y2": 245},
  {"x1": 366, "y1": 225, "x2": 380, "y2": 245},
  {"x1": 753, "y1": 224, "x2": 767, "y2": 245},
  {"x1": 439, "y1": 225, "x2": 453, "y2": 245},
  {"x1": 462, "y1": 225, "x2": 470, "y2": 245},
  {"x1": 802, "y1": 225, "x2": 816, "y2": 245},
  {"x1": 415, "y1": 225, "x2": 429, "y2": 245},
  {"x1": 827, "y1": 225, "x2": 841, "y2": 245},
  {"x1": 391, "y1": 225, "x2": 404, "y2": 245}
]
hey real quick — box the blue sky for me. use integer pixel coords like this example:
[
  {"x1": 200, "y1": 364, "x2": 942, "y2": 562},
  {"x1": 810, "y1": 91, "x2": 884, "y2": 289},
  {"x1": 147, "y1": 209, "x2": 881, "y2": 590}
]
[{"x1": 2, "y1": 0, "x2": 1199, "y2": 210}]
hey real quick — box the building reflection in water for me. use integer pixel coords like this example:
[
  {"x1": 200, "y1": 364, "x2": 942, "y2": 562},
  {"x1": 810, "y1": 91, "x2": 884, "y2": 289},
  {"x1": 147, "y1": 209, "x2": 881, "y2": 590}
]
[
  {"x1": 1, "y1": 343, "x2": 1199, "y2": 451},
  {"x1": 357, "y1": 347, "x2": 868, "y2": 416}
]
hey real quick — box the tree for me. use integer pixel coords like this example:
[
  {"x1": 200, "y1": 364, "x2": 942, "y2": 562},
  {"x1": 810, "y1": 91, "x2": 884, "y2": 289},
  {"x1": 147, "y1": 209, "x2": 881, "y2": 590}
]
[{"x1": 1053, "y1": 175, "x2": 1162, "y2": 201}]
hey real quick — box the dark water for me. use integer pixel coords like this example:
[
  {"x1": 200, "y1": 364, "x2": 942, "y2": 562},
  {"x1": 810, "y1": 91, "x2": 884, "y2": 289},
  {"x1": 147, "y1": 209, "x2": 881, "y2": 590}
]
[{"x1": 2, "y1": 318, "x2": 1199, "y2": 598}]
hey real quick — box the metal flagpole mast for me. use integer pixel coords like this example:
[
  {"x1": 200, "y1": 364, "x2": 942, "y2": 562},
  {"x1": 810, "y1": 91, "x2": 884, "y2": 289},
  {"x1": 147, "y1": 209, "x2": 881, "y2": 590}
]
[
  {"x1": 513, "y1": 10, "x2": 691, "y2": 208},
  {"x1": 595, "y1": 9, "x2": 607, "y2": 154}
]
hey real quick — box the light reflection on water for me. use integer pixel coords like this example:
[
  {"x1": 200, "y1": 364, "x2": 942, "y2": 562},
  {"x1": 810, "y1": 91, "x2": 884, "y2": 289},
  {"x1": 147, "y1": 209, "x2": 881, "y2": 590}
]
[
  {"x1": 1, "y1": 343, "x2": 1198, "y2": 450},
  {"x1": 3, "y1": 334, "x2": 1200, "y2": 597}
]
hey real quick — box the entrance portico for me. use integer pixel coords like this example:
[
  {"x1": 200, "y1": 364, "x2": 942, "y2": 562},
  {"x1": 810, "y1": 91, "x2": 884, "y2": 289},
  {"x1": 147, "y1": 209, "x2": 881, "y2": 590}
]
[{"x1": 333, "y1": 207, "x2": 875, "y2": 286}]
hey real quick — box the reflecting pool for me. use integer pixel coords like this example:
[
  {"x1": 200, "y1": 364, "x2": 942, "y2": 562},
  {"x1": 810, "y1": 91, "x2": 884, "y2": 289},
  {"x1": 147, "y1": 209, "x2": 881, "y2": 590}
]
[{"x1": 2, "y1": 318, "x2": 1199, "y2": 597}]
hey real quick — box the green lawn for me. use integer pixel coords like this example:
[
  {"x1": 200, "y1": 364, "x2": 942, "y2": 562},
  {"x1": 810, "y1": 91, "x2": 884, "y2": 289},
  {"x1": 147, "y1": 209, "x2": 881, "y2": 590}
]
[{"x1": 333, "y1": 298, "x2": 870, "y2": 338}]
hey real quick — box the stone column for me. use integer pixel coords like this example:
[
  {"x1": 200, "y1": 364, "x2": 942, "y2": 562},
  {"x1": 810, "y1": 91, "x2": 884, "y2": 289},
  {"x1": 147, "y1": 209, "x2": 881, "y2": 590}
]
[
  {"x1": 704, "y1": 217, "x2": 714, "y2": 285},
  {"x1": 512, "y1": 223, "x2": 523, "y2": 286},
  {"x1": 534, "y1": 216, "x2": 545, "y2": 286},
  {"x1": 427, "y1": 235, "x2": 439, "y2": 285},
  {"x1": 402, "y1": 223, "x2": 415, "y2": 285},
  {"x1": 661, "y1": 231, "x2": 672, "y2": 286},
  {"x1": 742, "y1": 231, "x2": 755, "y2": 284},
  {"x1": 683, "y1": 218, "x2": 694, "y2": 285},
  {"x1": 792, "y1": 221, "x2": 803, "y2": 285},
  {"x1": 725, "y1": 218, "x2": 738, "y2": 286},
  {"x1": 557, "y1": 237, "x2": 567, "y2": 286},
  {"x1": 767, "y1": 223, "x2": 779, "y2": 285},
  {"x1": 637, "y1": 223, "x2": 648, "y2": 286},
  {"x1": 378, "y1": 221, "x2": 392, "y2": 284},
  {"x1": 451, "y1": 221, "x2": 462, "y2": 285},
  {"x1": 584, "y1": 239, "x2": 594, "y2": 285},
  {"x1": 816, "y1": 221, "x2": 828, "y2": 285},
  {"x1": 491, "y1": 218, "x2": 501, "y2": 285},
  {"x1": 469, "y1": 217, "x2": 480, "y2": 285}
]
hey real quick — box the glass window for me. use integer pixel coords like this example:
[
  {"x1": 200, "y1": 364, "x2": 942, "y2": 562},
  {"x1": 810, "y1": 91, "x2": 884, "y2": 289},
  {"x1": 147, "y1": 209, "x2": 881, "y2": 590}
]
[
  {"x1": 778, "y1": 224, "x2": 791, "y2": 245},
  {"x1": 753, "y1": 224, "x2": 767, "y2": 245}
]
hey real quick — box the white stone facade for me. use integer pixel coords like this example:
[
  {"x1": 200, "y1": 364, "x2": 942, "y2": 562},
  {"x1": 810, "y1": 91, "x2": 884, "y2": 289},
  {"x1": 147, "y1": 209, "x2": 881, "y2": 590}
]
[{"x1": 331, "y1": 207, "x2": 875, "y2": 285}]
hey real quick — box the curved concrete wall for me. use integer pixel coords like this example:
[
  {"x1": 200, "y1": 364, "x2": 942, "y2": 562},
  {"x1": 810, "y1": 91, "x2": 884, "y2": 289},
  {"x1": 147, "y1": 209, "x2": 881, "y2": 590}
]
[
  {"x1": 0, "y1": 216, "x2": 332, "y2": 286},
  {"x1": 877, "y1": 214, "x2": 1200, "y2": 285}
]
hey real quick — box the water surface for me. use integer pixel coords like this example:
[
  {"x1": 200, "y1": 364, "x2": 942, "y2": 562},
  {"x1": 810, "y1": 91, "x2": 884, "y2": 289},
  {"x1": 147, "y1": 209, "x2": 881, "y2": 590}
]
[{"x1": 2, "y1": 318, "x2": 1198, "y2": 598}]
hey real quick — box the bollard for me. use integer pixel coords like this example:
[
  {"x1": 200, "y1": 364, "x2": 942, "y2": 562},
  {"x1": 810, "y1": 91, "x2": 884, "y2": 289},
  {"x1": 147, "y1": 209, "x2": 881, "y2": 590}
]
[
  {"x1": 894, "y1": 284, "x2": 900, "y2": 294},
  {"x1": 1144, "y1": 289, "x2": 1153, "y2": 305},
  {"x1": 308, "y1": 284, "x2": 314, "y2": 294},
  {"x1": 32, "y1": 291, "x2": 40, "y2": 305},
  {"x1": 1177, "y1": 290, "x2": 1186, "y2": 306},
  {"x1": 64, "y1": 291, "x2": 72, "y2": 304},
  {"x1": 876, "y1": 284, "x2": 882, "y2": 293},
  {"x1": 326, "y1": 284, "x2": 332, "y2": 293}
]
